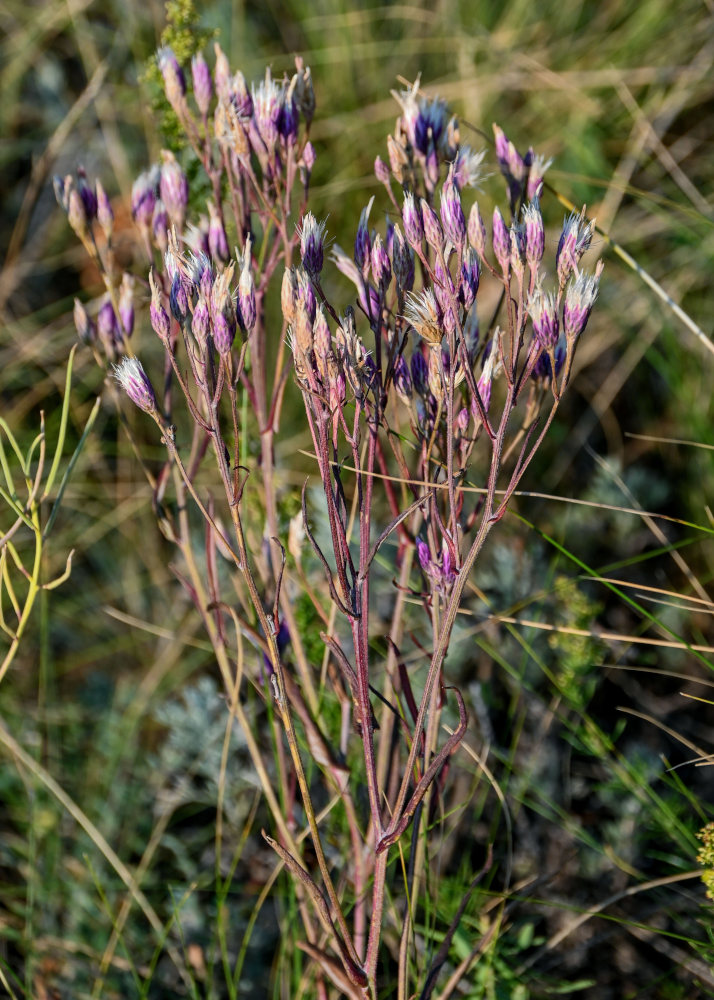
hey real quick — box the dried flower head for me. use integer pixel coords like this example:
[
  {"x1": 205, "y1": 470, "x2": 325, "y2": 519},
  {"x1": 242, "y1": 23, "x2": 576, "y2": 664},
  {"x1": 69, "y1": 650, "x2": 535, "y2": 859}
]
[
  {"x1": 113, "y1": 357, "x2": 158, "y2": 414},
  {"x1": 404, "y1": 289, "x2": 443, "y2": 346}
]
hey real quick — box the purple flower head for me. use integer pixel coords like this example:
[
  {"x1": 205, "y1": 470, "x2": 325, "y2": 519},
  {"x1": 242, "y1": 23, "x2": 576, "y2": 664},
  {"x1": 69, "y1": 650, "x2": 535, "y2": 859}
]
[
  {"x1": 191, "y1": 53, "x2": 213, "y2": 116},
  {"x1": 354, "y1": 197, "x2": 374, "y2": 279},
  {"x1": 148, "y1": 270, "x2": 171, "y2": 342},
  {"x1": 527, "y1": 154, "x2": 552, "y2": 201},
  {"x1": 118, "y1": 273, "x2": 135, "y2": 338},
  {"x1": 237, "y1": 238, "x2": 256, "y2": 332},
  {"x1": 528, "y1": 287, "x2": 560, "y2": 349},
  {"x1": 411, "y1": 348, "x2": 429, "y2": 396},
  {"x1": 522, "y1": 198, "x2": 544, "y2": 268},
  {"x1": 298, "y1": 212, "x2": 328, "y2": 278},
  {"x1": 77, "y1": 167, "x2": 97, "y2": 221},
  {"x1": 556, "y1": 211, "x2": 594, "y2": 287},
  {"x1": 371, "y1": 233, "x2": 392, "y2": 291},
  {"x1": 113, "y1": 357, "x2": 157, "y2": 414},
  {"x1": 416, "y1": 538, "x2": 432, "y2": 573},
  {"x1": 452, "y1": 145, "x2": 486, "y2": 191},
  {"x1": 131, "y1": 167, "x2": 159, "y2": 228},
  {"x1": 468, "y1": 201, "x2": 487, "y2": 256},
  {"x1": 157, "y1": 47, "x2": 186, "y2": 106},
  {"x1": 160, "y1": 151, "x2": 189, "y2": 231},
  {"x1": 420, "y1": 198, "x2": 443, "y2": 252},
  {"x1": 402, "y1": 191, "x2": 424, "y2": 250},
  {"x1": 440, "y1": 169, "x2": 467, "y2": 251},
  {"x1": 441, "y1": 541, "x2": 457, "y2": 587},
  {"x1": 533, "y1": 341, "x2": 566, "y2": 381},
  {"x1": 393, "y1": 353, "x2": 412, "y2": 401},
  {"x1": 277, "y1": 83, "x2": 299, "y2": 142},
  {"x1": 563, "y1": 265, "x2": 601, "y2": 340},
  {"x1": 96, "y1": 180, "x2": 113, "y2": 238},
  {"x1": 73, "y1": 299, "x2": 96, "y2": 344},
  {"x1": 492, "y1": 207, "x2": 511, "y2": 274},
  {"x1": 459, "y1": 248, "x2": 480, "y2": 311},
  {"x1": 414, "y1": 95, "x2": 448, "y2": 155}
]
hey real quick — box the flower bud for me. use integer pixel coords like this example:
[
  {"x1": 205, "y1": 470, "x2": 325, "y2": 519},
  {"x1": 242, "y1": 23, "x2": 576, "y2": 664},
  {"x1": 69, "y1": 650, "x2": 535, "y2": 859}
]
[
  {"x1": 402, "y1": 191, "x2": 424, "y2": 250},
  {"x1": 207, "y1": 200, "x2": 229, "y2": 264},
  {"x1": 374, "y1": 156, "x2": 390, "y2": 186},
  {"x1": 492, "y1": 207, "x2": 511, "y2": 275},
  {"x1": 211, "y1": 262, "x2": 237, "y2": 354},
  {"x1": 97, "y1": 297, "x2": 120, "y2": 347},
  {"x1": 370, "y1": 233, "x2": 391, "y2": 291},
  {"x1": 410, "y1": 349, "x2": 429, "y2": 396},
  {"x1": 157, "y1": 47, "x2": 186, "y2": 108},
  {"x1": 152, "y1": 200, "x2": 169, "y2": 253},
  {"x1": 67, "y1": 187, "x2": 88, "y2": 241},
  {"x1": 213, "y1": 43, "x2": 231, "y2": 98},
  {"x1": 192, "y1": 294, "x2": 210, "y2": 346},
  {"x1": 392, "y1": 224, "x2": 414, "y2": 294},
  {"x1": 463, "y1": 307, "x2": 480, "y2": 366},
  {"x1": 149, "y1": 270, "x2": 171, "y2": 342},
  {"x1": 387, "y1": 133, "x2": 409, "y2": 184},
  {"x1": 74, "y1": 299, "x2": 96, "y2": 344},
  {"x1": 393, "y1": 353, "x2": 412, "y2": 402},
  {"x1": 96, "y1": 180, "x2": 114, "y2": 240},
  {"x1": 238, "y1": 238, "x2": 256, "y2": 332},
  {"x1": 420, "y1": 198, "x2": 443, "y2": 252},
  {"x1": 114, "y1": 358, "x2": 158, "y2": 414},
  {"x1": 459, "y1": 248, "x2": 480, "y2": 310},
  {"x1": 416, "y1": 538, "x2": 432, "y2": 573},
  {"x1": 281, "y1": 267, "x2": 298, "y2": 325},
  {"x1": 294, "y1": 57, "x2": 315, "y2": 125},
  {"x1": 160, "y1": 151, "x2": 189, "y2": 232},
  {"x1": 468, "y1": 201, "x2": 487, "y2": 256},
  {"x1": 118, "y1": 273, "x2": 135, "y2": 338},
  {"x1": 354, "y1": 198, "x2": 374, "y2": 279},
  {"x1": 523, "y1": 199, "x2": 544, "y2": 269},
  {"x1": 191, "y1": 52, "x2": 213, "y2": 116},
  {"x1": 77, "y1": 167, "x2": 97, "y2": 220},
  {"x1": 132, "y1": 168, "x2": 158, "y2": 229},
  {"x1": 440, "y1": 170, "x2": 466, "y2": 251}
]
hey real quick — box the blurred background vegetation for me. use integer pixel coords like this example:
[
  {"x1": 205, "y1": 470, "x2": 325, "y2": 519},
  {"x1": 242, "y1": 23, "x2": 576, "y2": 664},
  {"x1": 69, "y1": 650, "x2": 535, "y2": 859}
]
[{"x1": 1, "y1": 0, "x2": 714, "y2": 997}]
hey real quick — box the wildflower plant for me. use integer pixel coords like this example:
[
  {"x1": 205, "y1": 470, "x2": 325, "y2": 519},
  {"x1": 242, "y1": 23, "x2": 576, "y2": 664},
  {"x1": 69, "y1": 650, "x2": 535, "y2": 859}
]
[{"x1": 56, "y1": 45, "x2": 604, "y2": 997}]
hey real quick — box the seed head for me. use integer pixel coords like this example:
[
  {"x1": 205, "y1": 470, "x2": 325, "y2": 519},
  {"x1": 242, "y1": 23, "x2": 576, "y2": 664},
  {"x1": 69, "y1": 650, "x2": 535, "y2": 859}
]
[
  {"x1": 113, "y1": 357, "x2": 157, "y2": 414},
  {"x1": 404, "y1": 289, "x2": 443, "y2": 347}
]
